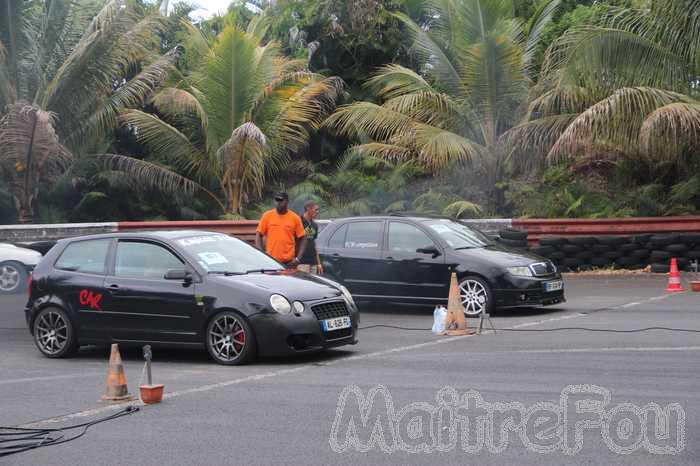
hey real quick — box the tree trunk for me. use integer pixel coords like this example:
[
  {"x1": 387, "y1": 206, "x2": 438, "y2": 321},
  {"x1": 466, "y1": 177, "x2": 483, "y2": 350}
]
[{"x1": 15, "y1": 195, "x2": 34, "y2": 224}]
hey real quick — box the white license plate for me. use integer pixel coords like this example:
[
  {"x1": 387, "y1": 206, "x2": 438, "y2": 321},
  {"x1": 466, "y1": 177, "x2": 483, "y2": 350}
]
[
  {"x1": 322, "y1": 316, "x2": 351, "y2": 331},
  {"x1": 545, "y1": 280, "x2": 563, "y2": 292}
]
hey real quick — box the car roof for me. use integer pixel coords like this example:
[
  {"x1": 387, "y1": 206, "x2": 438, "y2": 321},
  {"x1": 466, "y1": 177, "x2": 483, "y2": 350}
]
[
  {"x1": 327, "y1": 215, "x2": 451, "y2": 223},
  {"x1": 58, "y1": 230, "x2": 225, "y2": 243}
]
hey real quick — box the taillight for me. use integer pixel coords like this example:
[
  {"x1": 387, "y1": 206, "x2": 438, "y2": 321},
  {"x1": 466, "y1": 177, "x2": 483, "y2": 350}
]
[{"x1": 27, "y1": 273, "x2": 33, "y2": 298}]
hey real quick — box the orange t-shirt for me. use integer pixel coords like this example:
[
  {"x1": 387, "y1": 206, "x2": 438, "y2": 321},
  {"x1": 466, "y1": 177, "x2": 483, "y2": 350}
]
[{"x1": 257, "y1": 209, "x2": 305, "y2": 263}]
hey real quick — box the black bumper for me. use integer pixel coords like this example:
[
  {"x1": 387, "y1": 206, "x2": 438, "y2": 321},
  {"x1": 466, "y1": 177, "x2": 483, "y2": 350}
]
[
  {"x1": 493, "y1": 274, "x2": 566, "y2": 308},
  {"x1": 248, "y1": 304, "x2": 359, "y2": 357}
]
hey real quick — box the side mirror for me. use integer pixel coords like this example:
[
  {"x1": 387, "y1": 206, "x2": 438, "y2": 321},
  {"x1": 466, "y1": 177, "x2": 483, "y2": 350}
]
[
  {"x1": 416, "y1": 246, "x2": 441, "y2": 258},
  {"x1": 164, "y1": 269, "x2": 191, "y2": 283}
]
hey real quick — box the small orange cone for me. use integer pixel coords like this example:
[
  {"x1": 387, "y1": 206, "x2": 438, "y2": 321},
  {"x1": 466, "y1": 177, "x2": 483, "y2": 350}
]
[
  {"x1": 665, "y1": 258, "x2": 685, "y2": 293},
  {"x1": 444, "y1": 273, "x2": 471, "y2": 335},
  {"x1": 101, "y1": 344, "x2": 133, "y2": 402}
]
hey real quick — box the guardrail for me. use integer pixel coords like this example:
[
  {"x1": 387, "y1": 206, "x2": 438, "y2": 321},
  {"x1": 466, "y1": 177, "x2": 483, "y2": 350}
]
[{"x1": 512, "y1": 216, "x2": 700, "y2": 243}]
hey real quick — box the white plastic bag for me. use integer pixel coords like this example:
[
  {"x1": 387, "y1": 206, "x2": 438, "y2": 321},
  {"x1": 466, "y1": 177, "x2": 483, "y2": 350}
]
[{"x1": 431, "y1": 306, "x2": 448, "y2": 334}]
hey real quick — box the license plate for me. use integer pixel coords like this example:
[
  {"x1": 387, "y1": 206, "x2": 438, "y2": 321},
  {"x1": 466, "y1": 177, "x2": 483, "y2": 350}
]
[
  {"x1": 545, "y1": 280, "x2": 563, "y2": 292},
  {"x1": 322, "y1": 316, "x2": 351, "y2": 331}
]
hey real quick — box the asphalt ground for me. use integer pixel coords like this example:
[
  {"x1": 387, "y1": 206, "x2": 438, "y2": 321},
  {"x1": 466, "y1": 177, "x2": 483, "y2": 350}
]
[{"x1": 1, "y1": 274, "x2": 699, "y2": 465}]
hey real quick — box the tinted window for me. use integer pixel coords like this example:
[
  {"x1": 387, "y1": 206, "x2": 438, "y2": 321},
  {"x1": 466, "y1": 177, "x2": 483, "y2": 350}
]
[
  {"x1": 115, "y1": 241, "x2": 183, "y2": 279},
  {"x1": 388, "y1": 222, "x2": 435, "y2": 253},
  {"x1": 55, "y1": 239, "x2": 110, "y2": 275},
  {"x1": 344, "y1": 222, "x2": 383, "y2": 250},
  {"x1": 328, "y1": 224, "x2": 348, "y2": 249},
  {"x1": 424, "y1": 219, "x2": 494, "y2": 249},
  {"x1": 175, "y1": 234, "x2": 282, "y2": 273}
]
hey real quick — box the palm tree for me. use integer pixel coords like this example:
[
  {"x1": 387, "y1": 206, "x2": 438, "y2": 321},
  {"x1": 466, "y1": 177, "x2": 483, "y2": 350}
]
[
  {"x1": 323, "y1": 0, "x2": 560, "y2": 210},
  {"x1": 505, "y1": 0, "x2": 700, "y2": 175},
  {"x1": 0, "y1": 0, "x2": 189, "y2": 223},
  {"x1": 119, "y1": 15, "x2": 345, "y2": 216}
]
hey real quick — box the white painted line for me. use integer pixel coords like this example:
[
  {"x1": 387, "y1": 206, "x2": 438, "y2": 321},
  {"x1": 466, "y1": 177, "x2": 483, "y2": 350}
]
[
  {"x1": 21, "y1": 311, "x2": 589, "y2": 428},
  {"x1": 480, "y1": 346, "x2": 700, "y2": 355},
  {"x1": 0, "y1": 372, "x2": 102, "y2": 386}
]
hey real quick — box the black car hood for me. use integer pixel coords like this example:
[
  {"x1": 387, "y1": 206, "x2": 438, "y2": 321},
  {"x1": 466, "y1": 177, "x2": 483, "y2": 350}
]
[
  {"x1": 453, "y1": 244, "x2": 547, "y2": 266},
  {"x1": 211, "y1": 272, "x2": 343, "y2": 301}
]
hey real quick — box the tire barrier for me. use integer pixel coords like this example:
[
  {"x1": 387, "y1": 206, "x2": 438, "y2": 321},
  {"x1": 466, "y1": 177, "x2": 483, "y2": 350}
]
[{"x1": 496, "y1": 230, "x2": 700, "y2": 272}]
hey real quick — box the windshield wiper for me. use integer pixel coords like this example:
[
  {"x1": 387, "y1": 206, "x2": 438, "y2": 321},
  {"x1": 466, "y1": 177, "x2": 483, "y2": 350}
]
[
  {"x1": 207, "y1": 271, "x2": 243, "y2": 276},
  {"x1": 244, "y1": 268, "x2": 284, "y2": 274},
  {"x1": 453, "y1": 246, "x2": 478, "y2": 250}
]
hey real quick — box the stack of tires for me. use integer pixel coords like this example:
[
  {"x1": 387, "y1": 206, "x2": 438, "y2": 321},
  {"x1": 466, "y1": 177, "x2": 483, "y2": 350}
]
[{"x1": 495, "y1": 230, "x2": 700, "y2": 272}]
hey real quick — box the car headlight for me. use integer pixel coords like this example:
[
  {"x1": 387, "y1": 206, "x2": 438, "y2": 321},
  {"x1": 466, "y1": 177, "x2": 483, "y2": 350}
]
[
  {"x1": 507, "y1": 266, "x2": 533, "y2": 277},
  {"x1": 270, "y1": 294, "x2": 292, "y2": 314},
  {"x1": 339, "y1": 285, "x2": 355, "y2": 306}
]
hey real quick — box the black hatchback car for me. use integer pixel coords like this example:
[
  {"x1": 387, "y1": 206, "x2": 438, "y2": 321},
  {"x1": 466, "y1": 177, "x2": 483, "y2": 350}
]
[
  {"x1": 25, "y1": 230, "x2": 358, "y2": 364},
  {"x1": 317, "y1": 216, "x2": 565, "y2": 315}
]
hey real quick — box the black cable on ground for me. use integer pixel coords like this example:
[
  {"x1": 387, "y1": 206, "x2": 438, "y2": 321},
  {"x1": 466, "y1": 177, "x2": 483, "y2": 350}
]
[
  {"x1": 0, "y1": 405, "x2": 139, "y2": 457},
  {"x1": 359, "y1": 324, "x2": 700, "y2": 333}
]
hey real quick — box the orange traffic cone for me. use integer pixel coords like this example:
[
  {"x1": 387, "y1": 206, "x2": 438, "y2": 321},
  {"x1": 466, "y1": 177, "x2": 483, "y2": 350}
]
[
  {"x1": 444, "y1": 273, "x2": 471, "y2": 336},
  {"x1": 665, "y1": 258, "x2": 685, "y2": 293},
  {"x1": 101, "y1": 344, "x2": 133, "y2": 402}
]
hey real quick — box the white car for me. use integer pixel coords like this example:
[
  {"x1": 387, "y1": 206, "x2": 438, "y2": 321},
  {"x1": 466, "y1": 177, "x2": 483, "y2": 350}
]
[{"x1": 0, "y1": 243, "x2": 42, "y2": 294}]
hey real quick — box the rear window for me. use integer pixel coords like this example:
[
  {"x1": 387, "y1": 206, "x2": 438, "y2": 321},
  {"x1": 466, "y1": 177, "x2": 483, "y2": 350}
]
[{"x1": 54, "y1": 239, "x2": 111, "y2": 275}]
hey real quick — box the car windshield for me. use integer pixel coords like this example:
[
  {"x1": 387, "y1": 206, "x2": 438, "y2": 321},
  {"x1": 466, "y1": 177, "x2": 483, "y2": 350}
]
[
  {"x1": 423, "y1": 219, "x2": 494, "y2": 249},
  {"x1": 175, "y1": 234, "x2": 283, "y2": 274}
]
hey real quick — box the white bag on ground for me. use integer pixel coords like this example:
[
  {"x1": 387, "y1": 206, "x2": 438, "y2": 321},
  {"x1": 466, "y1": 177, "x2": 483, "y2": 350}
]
[{"x1": 431, "y1": 306, "x2": 448, "y2": 334}]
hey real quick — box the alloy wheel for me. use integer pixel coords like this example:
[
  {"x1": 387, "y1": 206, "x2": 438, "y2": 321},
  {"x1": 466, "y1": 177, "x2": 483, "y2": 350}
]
[
  {"x1": 35, "y1": 310, "x2": 69, "y2": 355},
  {"x1": 459, "y1": 279, "x2": 488, "y2": 316},
  {"x1": 0, "y1": 264, "x2": 21, "y2": 292},
  {"x1": 209, "y1": 314, "x2": 247, "y2": 362}
]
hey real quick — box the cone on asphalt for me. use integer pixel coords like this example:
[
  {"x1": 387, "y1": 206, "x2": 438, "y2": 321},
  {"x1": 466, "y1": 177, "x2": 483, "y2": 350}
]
[
  {"x1": 665, "y1": 258, "x2": 685, "y2": 293},
  {"x1": 101, "y1": 344, "x2": 133, "y2": 402},
  {"x1": 444, "y1": 273, "x2": 470, "y2": 335}
]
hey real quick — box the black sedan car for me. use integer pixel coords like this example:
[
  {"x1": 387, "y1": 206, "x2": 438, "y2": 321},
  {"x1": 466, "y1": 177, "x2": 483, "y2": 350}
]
[
  {"x1": 317, "y1": 216, "x2": 565, "y2": 315},
  {"x1": 25, "y1": 230, "x2": 358, "y2": 365}
]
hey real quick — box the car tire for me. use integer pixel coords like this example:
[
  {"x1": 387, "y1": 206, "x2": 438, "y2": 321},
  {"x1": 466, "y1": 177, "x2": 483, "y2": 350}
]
[
  {"x1": 496, "y1": 237, "x2": 528, "y2": 248},
  {"x1": 0, "y1": 261, "x2": 29, "y2": 295},
  {"x1": 650, "y1": 263, "x2": 670, "y2": 273},
  {"x1": 531, "y1": 246, "x2": 555, "y2": 257},
  {"x1": 650, "y1": 234, "x2": 679, "y2": 247},
  {"x1": 591, "y1": 244, "x2": 612, "y2": 253},
  {"x1": 568, "y1": 236, "x2": 597, "y2": 246},
  {"x1": 32, "y1": 307, "x2": 78, "y2": 358},
  {"x1": 596, "y1": 236, "x2": 627, "y2": 246},
  {"x1": 539, "y1": 237, "x2": 567, "y2": 247},
  {"x1": 619, "y1": 243, "x2": 639, "y2": 253},
  {"x1": 590, "y1": 257, "x2": 609, "y2": 267},
  {"x1": 561, "y1": 244, "x2": 582, "y2": 254},
  {"x1": 632, "y1": 234, "x2": 653, "y2": 244},
  {"x1": 630, "y1": 249, "x2": 651, "y2": 259},
  {"x1": 205, "y1": 311, "x2": 257, "y2": 365},
  {"x1": 665, "y1": 243, "x2": 689, "y2": 254},
  {"x1": 458, "y1": 276, "x2": 493, "y2": 317},
  {"x1": 650, "y1": 250, "x2": 672, "y2": 263},
  {"x1": 499, "y1": 228, "x2": 528, "y2": 241}
]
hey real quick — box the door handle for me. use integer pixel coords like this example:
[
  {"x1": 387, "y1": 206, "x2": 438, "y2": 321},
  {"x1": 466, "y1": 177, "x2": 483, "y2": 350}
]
[
  {"x1": 385, "y1": 256, "x2": 394, "y2": 260},
  {"x1": 106, "y1": 284, "x2": 120, "y2": 294}
]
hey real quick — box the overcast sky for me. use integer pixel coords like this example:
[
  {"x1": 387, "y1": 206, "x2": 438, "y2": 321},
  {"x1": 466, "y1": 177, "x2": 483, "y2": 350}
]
[{"x1": 188, "y1": 0, "x2": 233, "y2": 19}]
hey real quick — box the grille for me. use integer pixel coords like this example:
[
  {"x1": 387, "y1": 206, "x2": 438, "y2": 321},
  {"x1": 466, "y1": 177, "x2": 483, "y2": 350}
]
[
  {"x1": 325, "y1": 328, "x2": 353, "y2": 340},
  {"x1": 311, "y1": 300, "x2": 349, "y2": 320},
  {"x1": 530, "y1": 261, "x2": 556, "y2": 277}
]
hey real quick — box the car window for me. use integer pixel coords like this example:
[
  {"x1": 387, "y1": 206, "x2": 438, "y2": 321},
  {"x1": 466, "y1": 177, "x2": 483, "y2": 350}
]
[
  {"x1": 115, "y1": 241, "x2": 183, "y2": 279},
  {"x1": 343, "y1": 222, "x2": 383, "y2": 250},
  {"x1": 328, "y1": 224, "x2": 348, "y2": 249},
  {"x1": 424, "y1": 219, "x2": 494, "y2": 249},
  {"x1": 55, "y1": 239, "x2": 111, "y2": 275},
  {"x1": 388, "y1": 222, "x2": 436, "y2": 253},
  {"x1": 175, "y1": 234, "x2": 282, "y2": 273}
]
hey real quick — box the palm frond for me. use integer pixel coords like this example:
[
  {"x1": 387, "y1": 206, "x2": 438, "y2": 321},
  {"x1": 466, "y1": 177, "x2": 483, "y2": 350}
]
[
  {"x1": 324, "y1": 102, "x2": 414, "y2": 142},
  {"x1": 71, "y1": 47, "x2": 180, "y2": 148},
  {"x1": 523, "y1": 0, "x2": 561, "y2": 75},
  {"x1": 547, "y1": 87, "x2": 693, "y2": 164},
  {"x1": 413, "y1": 123, "x2": 485, "y2": 173},
  {"x1": 391, "y1": 11, "x2": 461, "y2": 95},
  {"x1": 639, "y1": 103, "x2": 700, "y2": 163},
  {"x1": 501, "y1": 114, "x2": 578, "y2": 172},
  {"x1": 542, "y1": 26, "x2": 689, "y2": 92},
  {"x1": 365, "y1": 64, "x2": 434, "y2": 100},
  {"x1": 383, "y1": 90, "x2": 464, "y2": 127},
  {"x1": 151, "y1": 87, "x2": 208, "y2": 135},
  {"x1": 93, "y1": 153, "x2": 207, "y2": 200},
  {"x1": 119, "y1": 109, "x2": 208, "y2": 177},
  {"x1": 442, "y1": 200, "x2": 483, "y2": 219}
]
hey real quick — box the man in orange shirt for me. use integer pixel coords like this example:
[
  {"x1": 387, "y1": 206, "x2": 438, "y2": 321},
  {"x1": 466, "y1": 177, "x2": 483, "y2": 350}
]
[{"x1": 255, "y1": 192, "x2": 307, "y2": 267}]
